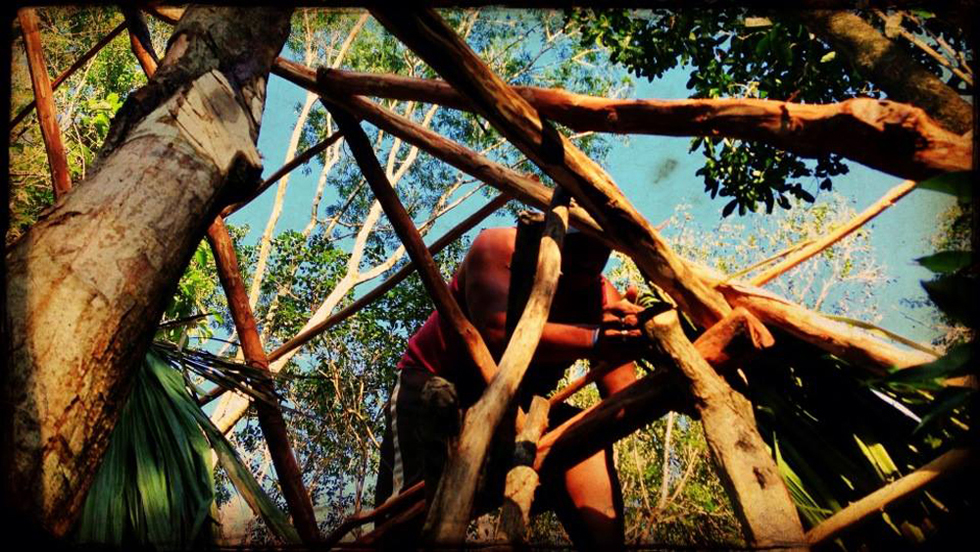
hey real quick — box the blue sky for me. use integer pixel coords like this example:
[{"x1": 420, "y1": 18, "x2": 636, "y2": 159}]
[{"x1": 232, "y1": 49, "x2": 954, "y2": 348}]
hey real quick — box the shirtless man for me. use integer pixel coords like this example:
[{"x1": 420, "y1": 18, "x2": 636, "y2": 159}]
[{"x1": 376, "y1": 219, "x2": 647, "y2": 550}]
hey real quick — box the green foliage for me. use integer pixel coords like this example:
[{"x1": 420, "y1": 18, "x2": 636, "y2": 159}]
[
  {"x1": 606, "y1": 197, "x2": 975, "y2": 546},
  {"x1": 8, "y1": 6, "x2": 167, "y2": 244},
  {"x1": 159, "y1": 238, "x2": 228, "y2": 345},
  {"x1": 918, "y1": 171, "x2": 973, "y2": 203},
  {"x1": 77, "y1": 351, "x2": 216, "y2": 549},
  {"x1": 566, "y1": 9, "x2": 868, "y2": 216},
  {"x1": 566, "y1": 10, "x2": 968, "y2": 217}
]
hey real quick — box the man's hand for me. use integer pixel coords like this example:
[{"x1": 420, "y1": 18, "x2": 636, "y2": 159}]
[{"x1": 595, "y1": 285, "x2": 646, "y2": 361}]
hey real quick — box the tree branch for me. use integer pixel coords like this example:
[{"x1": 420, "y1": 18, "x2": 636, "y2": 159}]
[{"x1": 308, "y1": 64, "x2": 971, "y2": 180}]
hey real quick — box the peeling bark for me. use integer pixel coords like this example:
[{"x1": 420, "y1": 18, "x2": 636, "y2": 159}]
[{"x1": 3, "y1": 7, "x2": 291, "y2": 536}]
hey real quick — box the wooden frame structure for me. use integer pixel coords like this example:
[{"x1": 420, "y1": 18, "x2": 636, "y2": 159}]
[{"x1": 12, "y1": 5, "x2": 973, "y2": 550}]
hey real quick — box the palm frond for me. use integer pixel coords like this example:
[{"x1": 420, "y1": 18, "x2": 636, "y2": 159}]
[
  {"x1": 77, "y1": 350, "x2": 302, "y2": 547},
  {"x1": 77, "y1": 350, "x2": 216, "y2": 548},
  {"x1": 151, "y1": 341, "x2": 282, "y2": 408}
]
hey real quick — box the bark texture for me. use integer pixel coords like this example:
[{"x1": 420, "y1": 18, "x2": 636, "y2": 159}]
[
  {"x1": 643, "y1": 310, "x2": 805, "y2": 549},
  {"x1": 799, "y1": 9, "x2": 973, "y2": 135},
  {"x1": 314, "y1": 66, "x2": 971, "y2": 179},
  {"x1": 4, "y1": 7, "x2": 291, "y2": 536},
  {"x1": 371, "y1": 8, "x2": 731, "y2": 329}
]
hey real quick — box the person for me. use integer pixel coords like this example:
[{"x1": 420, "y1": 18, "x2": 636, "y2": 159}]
[{"x1": 375, "y1": 216, "x2": 648, "y2": 550}]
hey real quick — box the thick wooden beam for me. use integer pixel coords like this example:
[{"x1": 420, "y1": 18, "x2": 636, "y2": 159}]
[
  {"x1": 10, "y1": 20, "x2": 127, "y2": 131},
  {"x1": 267, "y1": 192, "x2": 509, "y2": 363},
  {"x1": 535, "y1": 369, "x2": 679, "y2": 473},
  {"x1": 315, "y1": 67, "x2": 971, "y2": 180},
  {"x1": 499, "y1": 396, "x2": 550, "y2": 545},
  {"x1": 537, "y1": 306, "x2": 774, "y2": 470},
  {"x1": 372, "y1": 8, "x2": 730, "y2": 329},
  {"x1": 806, "y1": 448, "x2": 973, "y2": 545},
  {"x1": 703, "y1": 274, "x2": 938, "y2": 373},
  {"x1": 325, "y1": 103, "x2": 500, "y2": 385},
  {"x1": 642, "y1": 309, "x2": 805, "y2": 548},
  {"x1": 18, "y1": 8, "x2": 72, "y2": 199},
  {"x1": 205, "y1": 217, "x2": 320, "y2": 545},
  {"x1": 423, "y1": 187, "x2": 571, "y2": 545}
]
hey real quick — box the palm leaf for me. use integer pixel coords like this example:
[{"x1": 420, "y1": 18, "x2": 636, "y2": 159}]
[
  {"x1": 77, "y1": 350, "x2": 301, "y2": 547},
  {"x1": 77, "y1": 350, "x2": 216, "y2": 548},
  {"x1": 151, "y1": 341, "x2": 283, "y2": 408},
  {"x1": 153, "y1": 350, "x2": 302, "y2": 544}
]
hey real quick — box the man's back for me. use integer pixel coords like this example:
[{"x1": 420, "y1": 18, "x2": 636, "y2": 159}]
[{"x1": 397, "y1": 227, "x2": 608, "y2": 405}]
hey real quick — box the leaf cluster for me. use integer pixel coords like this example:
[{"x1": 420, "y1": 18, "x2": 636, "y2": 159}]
[{"x1": 566, "y1": 9, "x2": 882, "y2": 216}]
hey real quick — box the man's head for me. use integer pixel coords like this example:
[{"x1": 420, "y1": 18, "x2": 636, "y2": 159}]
[
  {"x1": 561, "y1": 227, "x2": 612, "y2": 284},
  {"x1": 514, "y1": 211, "x2": 611, "y2": 284}
]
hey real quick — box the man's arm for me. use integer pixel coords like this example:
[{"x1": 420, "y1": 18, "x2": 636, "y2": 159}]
[{"x1": 463, "y1": 228, "x2": 646, "y2": 370}]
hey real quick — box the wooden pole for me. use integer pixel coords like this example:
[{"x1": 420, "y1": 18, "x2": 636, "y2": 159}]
[
  {"x1": 537, "y1": 306, "x2": 774, "y2": 471},
  {"x1": 642, "y1": 309, "x2": 805, "y2": 549},
  {"x1": 312, "y1": 66, "x2": 971, "y2": 180},
  {"x1": 18, "y1": 8, "x2": 72, "y2": 199},
  {"x1": 498, "y1": 396, "x2": 550, "y2": 545},
  {"x1": 10, "y1": 20, "x2": 127, "y2": 131},
  {"x1": 535, "y1": 370, "x2": 680, "y2": 473},
  {"x1": 371, "y1": 9, "x2": 731, "y2": 329},
  {"x1": 205, "y1": 217, "x2": 320, "y2": 545},
  {"x1": 751, "y1": 179, "x2": 919, "y2": 286},
  {"x1": 273, "y1": 57, "x2": 606, "y2": 240},
  {"x1": 325, "y1": 102, "x2": 500, "y2": 385},
  {"x1": 806, "y1": 448, "x2": 974, "y2": 545},
  {"x1": 322, "y1": 481, "x2": 425, "y2": 549},
  {"x1": 122, "y1": 7, "x2": 159, "y2": 77},
  {"x1": 423, "y1": 187, "x2": 570, "y2": 545},
  {"x1": 267, "y1": 192, "x2": 509, "y2": 363}
]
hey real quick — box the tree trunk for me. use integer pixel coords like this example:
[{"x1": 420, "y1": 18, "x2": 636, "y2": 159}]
[
  {"x1": 797, "y1": 10, "x2": 973, "y2": 135},
  {"x1": 3, "y1": 6, "x2": 291, "y2": 536}
]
